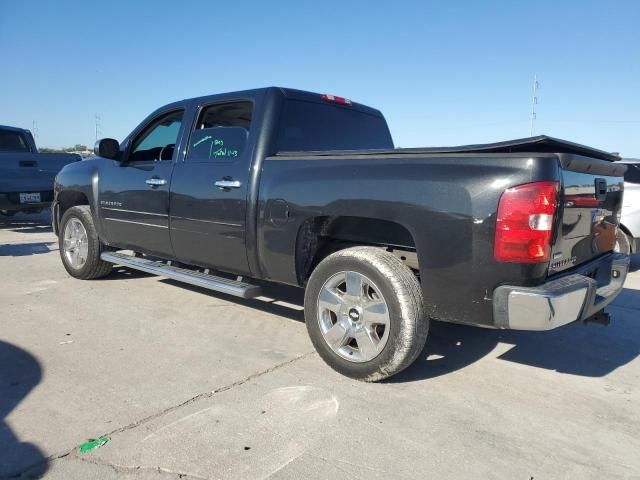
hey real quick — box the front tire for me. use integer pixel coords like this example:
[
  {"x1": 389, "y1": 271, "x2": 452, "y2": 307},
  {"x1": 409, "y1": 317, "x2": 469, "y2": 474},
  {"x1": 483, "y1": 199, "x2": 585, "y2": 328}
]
[
  {"x1": 59, "y1": 205, "x2": 112, "y2": 279},
  {"x1": 304, "y1": 247, "x2": 428, "y2": 382}
]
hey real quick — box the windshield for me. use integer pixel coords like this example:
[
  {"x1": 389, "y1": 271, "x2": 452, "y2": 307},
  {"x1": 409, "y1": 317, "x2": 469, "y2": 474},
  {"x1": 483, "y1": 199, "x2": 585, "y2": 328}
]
[{"x1": 0, "y1": 129, "x2": 30, "y2": 152}]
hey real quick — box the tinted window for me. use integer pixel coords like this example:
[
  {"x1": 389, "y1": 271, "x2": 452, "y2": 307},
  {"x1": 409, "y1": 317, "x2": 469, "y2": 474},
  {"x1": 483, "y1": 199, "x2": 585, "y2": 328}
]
[
  {"x1": 186, "y1": 102, "x2": 253, "y2": 163},
  {"x1": 277, "y1": 100, "x2": 393, "y2": 152},
  {"x1": 623, "y1": 163, "x2": 640, "y2": 184},
  {"x1": 130, "y1": 110, "x2": 183, "y2": 163},
  {"x1": 0, "y1": 130, "x2": 29, "y2": 152}
]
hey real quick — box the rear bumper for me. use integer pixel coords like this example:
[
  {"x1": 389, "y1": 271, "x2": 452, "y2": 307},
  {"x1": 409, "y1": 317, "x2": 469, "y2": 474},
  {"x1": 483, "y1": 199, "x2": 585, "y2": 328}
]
[
  {"x1": 0, "y1": 191, "x2": 53, "y2": 212},
  {"x1": 493, "y1": 253, "x2": 630, "y2": 330}
]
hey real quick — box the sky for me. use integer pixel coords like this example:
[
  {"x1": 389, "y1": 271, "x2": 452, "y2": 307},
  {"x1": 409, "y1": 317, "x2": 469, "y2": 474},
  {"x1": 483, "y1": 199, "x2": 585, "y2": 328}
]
[{"x1": 1, "y1": 0, "x2": 639, "y2": 156}]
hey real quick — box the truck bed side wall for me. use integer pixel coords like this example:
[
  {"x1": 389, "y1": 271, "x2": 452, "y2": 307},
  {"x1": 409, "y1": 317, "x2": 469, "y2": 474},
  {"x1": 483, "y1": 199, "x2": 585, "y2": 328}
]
[{"x1": 258, "y1": 153, "x2": 561, "y2": 327}]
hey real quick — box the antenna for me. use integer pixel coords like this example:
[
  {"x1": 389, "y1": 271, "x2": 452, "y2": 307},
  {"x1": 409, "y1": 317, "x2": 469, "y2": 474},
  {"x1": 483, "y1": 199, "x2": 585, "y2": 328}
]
[
  {"x1": 94, "y1": 113, "x2": 101, "y2": 143},
  {"x1": 529, "y1": 75, "x2": 539, "y2": 137},
  {"x1": 31, "y1": 120, "x2": 39, "y2": 140}
]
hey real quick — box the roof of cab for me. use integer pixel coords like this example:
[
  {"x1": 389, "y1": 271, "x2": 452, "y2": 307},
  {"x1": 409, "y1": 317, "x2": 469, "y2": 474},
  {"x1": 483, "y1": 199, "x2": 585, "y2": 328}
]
[
  {"x1": 183, "y1": 87, "x2": 383, "y2": 117},
  {"x1": 0, "y1": 125, "x2": 29, "y2": 133}
]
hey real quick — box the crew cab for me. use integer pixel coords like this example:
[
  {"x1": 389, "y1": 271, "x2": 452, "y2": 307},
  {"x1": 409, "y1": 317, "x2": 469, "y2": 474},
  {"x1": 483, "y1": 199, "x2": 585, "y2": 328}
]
[
  {"x1": 52, "y1": 87, "x2": 629, "y2": 381},
  {"x1": 0, "y1": 125, "x2": 80, "y2": 216}
]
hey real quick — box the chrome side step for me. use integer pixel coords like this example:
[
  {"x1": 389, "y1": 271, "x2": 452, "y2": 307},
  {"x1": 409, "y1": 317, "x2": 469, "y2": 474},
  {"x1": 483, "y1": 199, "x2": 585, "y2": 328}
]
[{"x1": 100, "y1": 252, "x2": 261, "y2": 299}]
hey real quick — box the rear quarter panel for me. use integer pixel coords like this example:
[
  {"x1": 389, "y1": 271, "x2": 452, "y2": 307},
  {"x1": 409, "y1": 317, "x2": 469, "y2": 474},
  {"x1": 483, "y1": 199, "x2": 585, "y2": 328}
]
[{"x1": 258, "y1": 153, "x2": 561, "y2": 326}]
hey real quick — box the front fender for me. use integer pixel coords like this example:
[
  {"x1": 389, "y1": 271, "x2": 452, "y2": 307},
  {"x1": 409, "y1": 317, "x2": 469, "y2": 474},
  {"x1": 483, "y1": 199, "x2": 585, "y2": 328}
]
[{"x1": 53, "y1": 158, "x2": 103, "y2": 236}]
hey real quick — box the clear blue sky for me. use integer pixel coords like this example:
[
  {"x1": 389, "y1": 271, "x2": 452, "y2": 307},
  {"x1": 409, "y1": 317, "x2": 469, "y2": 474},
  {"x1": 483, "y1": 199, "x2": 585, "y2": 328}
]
[{"x1": 1, "y1": 0, "x2": 639, "y2": 156}]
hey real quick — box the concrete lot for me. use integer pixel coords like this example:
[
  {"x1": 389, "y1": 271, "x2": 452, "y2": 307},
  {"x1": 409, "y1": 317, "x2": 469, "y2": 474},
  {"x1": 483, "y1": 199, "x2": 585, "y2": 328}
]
[{"x1": 1, "y1": 210, "x2": 639, "y2": 479}]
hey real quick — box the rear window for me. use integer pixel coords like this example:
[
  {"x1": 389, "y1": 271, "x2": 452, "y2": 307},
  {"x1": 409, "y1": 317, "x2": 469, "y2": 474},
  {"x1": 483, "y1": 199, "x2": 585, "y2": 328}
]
[
  {"x1": 276, "y1": 100, "x2": 393, "y2": 152},
  {"x1": 0, "y1": 129, "x2": 29, "y2": 152},
  {"x1": 623, "y1": 163, "x2": 640, "y2": 184}
]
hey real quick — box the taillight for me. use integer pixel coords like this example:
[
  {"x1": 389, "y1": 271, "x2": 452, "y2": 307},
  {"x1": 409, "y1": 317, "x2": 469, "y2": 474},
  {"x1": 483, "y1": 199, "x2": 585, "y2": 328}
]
[
  {"x1": 321, "y1": 94, "x2": 352, "y2": 105},
  {"x1": 494, "y1": 181, "x2": 558, "y2": 263}
]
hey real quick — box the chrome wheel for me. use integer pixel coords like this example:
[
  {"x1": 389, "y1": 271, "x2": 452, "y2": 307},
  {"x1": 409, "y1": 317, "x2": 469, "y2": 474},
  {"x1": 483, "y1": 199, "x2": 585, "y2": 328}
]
[
  {"x1": 317, "y1": 271, "x2": 390, "y2": 363},
  {"x1": 63, "y1": 218, "x2": 88, "y2": 269}
]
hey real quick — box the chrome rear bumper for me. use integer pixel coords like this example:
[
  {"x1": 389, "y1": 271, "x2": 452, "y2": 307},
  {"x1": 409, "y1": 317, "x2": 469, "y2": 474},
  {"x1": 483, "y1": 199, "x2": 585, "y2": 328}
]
[{"x1": 493, "y1": 253, "x2": 630, "y2": 330}]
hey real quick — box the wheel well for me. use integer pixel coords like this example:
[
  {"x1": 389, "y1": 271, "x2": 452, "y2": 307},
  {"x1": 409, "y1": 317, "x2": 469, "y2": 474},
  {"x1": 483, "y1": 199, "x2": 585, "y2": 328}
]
[
  {"x1": 295, "y1": 216, "x2": 419, "y2": 283},
  {"x1": 57, "y1": 191, "x2": 90, "y2": 220}
]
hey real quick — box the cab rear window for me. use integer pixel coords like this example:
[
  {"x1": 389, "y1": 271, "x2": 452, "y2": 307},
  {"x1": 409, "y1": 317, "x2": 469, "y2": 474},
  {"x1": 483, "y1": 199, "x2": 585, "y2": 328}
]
[
  {"x1": 277, "y1": 100, "x2": 393, "y2": 152},
  {"x1": 0, "y1": 130, "x2": 29, "y2": 152}
]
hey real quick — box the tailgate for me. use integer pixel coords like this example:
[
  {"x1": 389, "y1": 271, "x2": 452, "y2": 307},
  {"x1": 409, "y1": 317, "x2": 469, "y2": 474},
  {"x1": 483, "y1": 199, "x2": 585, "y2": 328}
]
[
  {"x1": 0, "y1": 153, "x2": 80, "y2": 192},
  {"x1": 549, "y1": 155, "x2": 626, "y2": 275}
]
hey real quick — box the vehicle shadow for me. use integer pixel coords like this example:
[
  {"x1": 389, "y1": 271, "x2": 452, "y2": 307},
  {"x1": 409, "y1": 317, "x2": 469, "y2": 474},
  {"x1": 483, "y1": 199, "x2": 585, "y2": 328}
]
[
  {"x1": 0, "y1": 340, "x2": 48, "y2": 478},
  {"x1": 96, "y1": 266, "x2": 155, "y2": 280},
  {"x1": 391, "y1": 286, "x2": 640, "y2": 383},
  {"x1": 159, "y1": 279, "x2": 306, "y2": 323},
  {"x1": 0, "y1": 242, "x2": 57, "y2": 257},
  {"x1": 109, "y1": 266, "x2": 639, "y2": 381},
  {"x1": 0, "y1": 210, "x2": 52, "y2": 233}
]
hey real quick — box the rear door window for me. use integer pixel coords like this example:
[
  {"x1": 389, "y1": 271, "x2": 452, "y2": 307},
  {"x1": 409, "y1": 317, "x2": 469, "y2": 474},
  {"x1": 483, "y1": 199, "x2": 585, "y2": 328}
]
[{"x1": 186, "y1": 101, "x2": 253, "y2": 163}]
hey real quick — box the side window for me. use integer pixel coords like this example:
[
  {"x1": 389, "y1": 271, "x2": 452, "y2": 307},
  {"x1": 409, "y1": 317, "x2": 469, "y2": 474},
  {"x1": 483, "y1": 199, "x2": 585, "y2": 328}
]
[
  {"x1": 129, "y1": 110, "x2": 184, "y2": 163},
  {"x1": 186, "y1": 101, "x2": 253, "y2": 163}
]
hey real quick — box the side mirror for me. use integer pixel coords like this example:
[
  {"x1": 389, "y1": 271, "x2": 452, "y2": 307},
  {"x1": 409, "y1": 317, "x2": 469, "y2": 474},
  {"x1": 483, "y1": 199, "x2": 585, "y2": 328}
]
[{"x1": 94, "y1": 138, "x2": 120, "y2": 160}]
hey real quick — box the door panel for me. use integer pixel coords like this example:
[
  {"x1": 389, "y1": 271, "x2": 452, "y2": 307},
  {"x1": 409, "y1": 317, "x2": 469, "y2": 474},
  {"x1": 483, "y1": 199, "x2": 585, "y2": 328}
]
[
  {"x1": 98, "y1": 109, "x2": 185, "y2": 257},
  {"x1": 99, "y1": 162, "x2": 173, "y2": 256},
  {"x1": 169, "y1": 101, "x2": 254, "y2": 275},
  {"x1": 170, "y1": 162, "x2": 250, "y2": 274}
]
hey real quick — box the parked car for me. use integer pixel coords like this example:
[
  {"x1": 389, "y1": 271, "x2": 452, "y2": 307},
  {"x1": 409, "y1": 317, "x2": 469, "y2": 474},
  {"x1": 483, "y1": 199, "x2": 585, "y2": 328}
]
[
  {"x1": 51, "y1": 87, "x2": 630, "y2": 381},
  {"x1": 615, "y1": 158, "x2": 640, "y2": 254},
  {"x1": 0, "y1": 125, "x2": 80, "y2": 216}
]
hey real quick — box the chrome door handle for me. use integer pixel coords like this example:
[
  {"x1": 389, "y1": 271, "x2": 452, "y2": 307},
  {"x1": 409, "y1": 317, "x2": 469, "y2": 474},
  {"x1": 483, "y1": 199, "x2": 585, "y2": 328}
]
[
  {"x1": 215, "y1": 179, "x2": 242, "y2": 190},
  {"x1": 145, "y1": 178, "x2": 167, "y2": 187}
]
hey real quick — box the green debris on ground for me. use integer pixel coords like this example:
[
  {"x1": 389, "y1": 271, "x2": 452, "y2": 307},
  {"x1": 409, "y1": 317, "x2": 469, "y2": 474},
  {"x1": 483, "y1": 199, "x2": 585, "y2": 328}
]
[{"x1": 77, "y1": 436, "x2": 110, "y2": 454}]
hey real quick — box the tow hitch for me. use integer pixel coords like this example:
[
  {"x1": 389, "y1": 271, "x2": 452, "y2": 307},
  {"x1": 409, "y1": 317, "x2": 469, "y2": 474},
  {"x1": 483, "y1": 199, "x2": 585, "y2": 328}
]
[{"x1": 583, "y1": 310, "x2": 611, "y2": 326}]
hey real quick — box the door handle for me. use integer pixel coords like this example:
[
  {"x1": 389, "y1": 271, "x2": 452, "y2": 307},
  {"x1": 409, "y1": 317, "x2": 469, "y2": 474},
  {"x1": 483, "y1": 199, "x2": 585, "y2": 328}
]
[
  {"x1": 145, "y1": 177, "x2": 167, "y2": 187},
  {"x1": 215, "y1": 179, "x2": 242, "y2": 190}
]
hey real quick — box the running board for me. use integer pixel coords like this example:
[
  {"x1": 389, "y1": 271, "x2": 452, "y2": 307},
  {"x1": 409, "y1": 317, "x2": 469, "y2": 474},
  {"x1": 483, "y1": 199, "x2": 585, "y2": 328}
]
[{"x1": 100, "y1": 252, "x2": 261, "y2": 299}]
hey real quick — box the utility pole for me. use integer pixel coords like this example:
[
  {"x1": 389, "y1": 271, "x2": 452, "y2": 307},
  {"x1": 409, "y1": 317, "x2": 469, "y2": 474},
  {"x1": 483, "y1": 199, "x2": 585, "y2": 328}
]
[
  {"x1": 529, "y1": 74, "x2": 539, "y2": 137},
  {"x1": 94, "y1": 113, "x2": 101, "y2": 143},
  {"x1": 31, "y1": 120, "x2": 39, "y2": 140}
]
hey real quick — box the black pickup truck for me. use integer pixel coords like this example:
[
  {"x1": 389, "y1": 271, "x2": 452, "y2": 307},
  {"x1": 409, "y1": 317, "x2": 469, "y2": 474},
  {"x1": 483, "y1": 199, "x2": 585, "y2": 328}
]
[{"x1": 52, "y1": 87, "x2": 629, "y2": 381}]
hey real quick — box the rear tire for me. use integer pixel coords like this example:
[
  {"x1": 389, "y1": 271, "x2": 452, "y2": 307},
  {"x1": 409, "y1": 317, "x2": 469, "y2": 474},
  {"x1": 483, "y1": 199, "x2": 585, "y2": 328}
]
[
  {"x1": 59, "y1": 206, "x2": 112, "y2": 279},
  {"x1": 304, "y1": 247, "x2": 428, "y2": 382},
  {"x1": 615, "y1": 229, "x2": 631, "y2": 255}
]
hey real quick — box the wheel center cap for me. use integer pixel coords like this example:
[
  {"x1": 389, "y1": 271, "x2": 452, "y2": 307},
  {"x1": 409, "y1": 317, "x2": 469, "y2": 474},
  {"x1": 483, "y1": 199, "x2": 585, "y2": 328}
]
[{"x1": 348, "y1": 307, "x2": 361, "y2": 322}]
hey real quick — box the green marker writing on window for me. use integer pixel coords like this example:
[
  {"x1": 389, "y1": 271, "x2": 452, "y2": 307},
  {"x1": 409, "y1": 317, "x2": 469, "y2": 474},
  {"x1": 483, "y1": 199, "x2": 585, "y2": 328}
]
[{"x1": 193, "y1": 135, "x2": 212, "y2": 147}]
